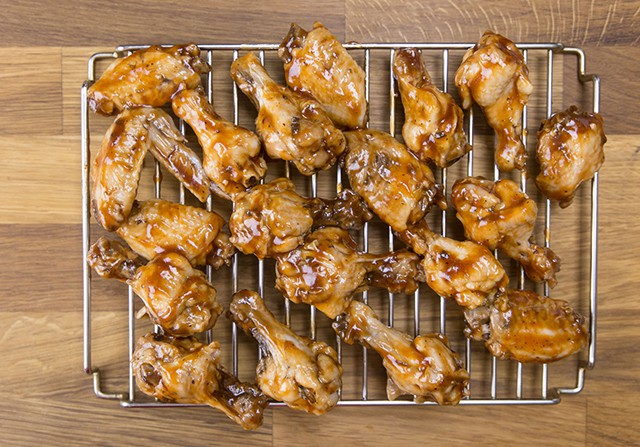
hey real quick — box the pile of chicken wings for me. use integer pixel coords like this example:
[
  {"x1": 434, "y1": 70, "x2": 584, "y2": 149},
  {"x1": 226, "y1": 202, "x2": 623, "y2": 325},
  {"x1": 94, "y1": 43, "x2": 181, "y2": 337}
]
[{"x1": 86, "y1": 24, "x2": 604, "y2": 429}]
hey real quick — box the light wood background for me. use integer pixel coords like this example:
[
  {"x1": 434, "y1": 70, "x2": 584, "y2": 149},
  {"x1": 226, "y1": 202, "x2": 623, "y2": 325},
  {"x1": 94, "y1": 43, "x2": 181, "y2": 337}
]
[{"x1": 1, "y1": 1, "x2": 639, "y2": 446}]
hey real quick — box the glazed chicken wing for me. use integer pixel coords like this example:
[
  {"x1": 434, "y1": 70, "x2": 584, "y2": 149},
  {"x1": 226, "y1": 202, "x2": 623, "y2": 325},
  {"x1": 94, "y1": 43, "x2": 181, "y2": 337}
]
[
  {"x1": 452, "y1": 177, "x2": 560, "y2": 286},
  {"x1": 229, "y1": 178, "x2": 372, "y2": 259},
  {"x1": 334, "y1": 301, "x2": 469, "y2": 404},
  {"x1": 87, "y1": 236, "x2": 143, "y2": 280},
  {"x1": 91, "y1": 109, "x2": 150, "y2": 231},
  {"x1": 229, "y1": 290, "x2": 342, "y2": 415},
  {"x1": 172, "y1": 87, "x2": 267, "y2": 200},
  {"x1": 393, "y1": 48, "x2": 471, "y2": 168},
  {"x1": 343, "y1": 129, "x2": 445, "y2": 232},
  {"x1": 88, "y1": 44, "x2": 208, "y2": 115},
  {"x1": 455, "y1": 31, "x2": 533, "y2": 171},
  {"x1": 143, "y1": 108, "x2": 211, "y2": 203},
  {"x1": 230, "y1": 52, "x2": 346, "y2": 175},
  {"x1": 464, "y1": 290, "x2": 587, "y2": 363},
  {"x1": 92, "y1": 107, "x2": 210, "y2": 231},
  {"x1": 117, "y1": 199, "x2": 234, "y2": 268},
  {"x1": 278, "y1": 22, "x2": 367, "y2": 129},
  {"x1": 132, "y1": 333, "x2": 268, "y2": 430},
  {"x1": 276, "y1": 227, "x2": 422, "y2": 318},
  {"x1": 536, "y1": 106, "x2": 606, "y2": 208},
  {"x1": 88, "y1": 237, "x2": 222, "y2": 335},
  {"x1": 398, "y1": 220, "x2": 508, "y2": 309}
]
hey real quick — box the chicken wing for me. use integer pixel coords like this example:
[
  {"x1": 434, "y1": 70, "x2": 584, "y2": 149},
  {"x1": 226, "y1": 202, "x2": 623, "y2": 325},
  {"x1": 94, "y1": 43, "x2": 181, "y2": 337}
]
[
  {"x1": 229, "y1": 290, "x2": 342, "y2": 415},
  {"x1": 276, "y1": 227, "x2": 422, "y2": 318},
  {"x1": 393, "y1": 48, "x2": 471, "y2": 168},
  {"x1": 117, "y1": 199, "x2": 234, "y2": 267},
  {"x1": 144, "y1": 108, "x2": 211, "y2": 202},
  {"x1": 536, "y1": 106, "x2": 606, "y2": 208},
  {"x1": 91, "y1": 109, "x2": 150, "y2": 231},
  {"x1": 278, "y1": 22, "x2": 367, "y2": 129},
  {"x1": 230, "y1": 52, "x2": 346, "y2": 175},
  {"x1": 397, "y1": 220, "x2": 508, "y2": 309},
  {"x1": 229, "y1": 178, "x2": 372, "y2": 259},
  {"x1": 132, "y1": 333, "x2": 268, "y2": 430},
  {"x1": 455, "y1": 31, "x2": 532, "y2": 171},
  {"x1": 88, "y1": 237, "x2": 222, "y2": 336},
  {"x1": 172, "y1": 87, "x2": 267, "y2": 200},
  {"x1": 334, "y1": 301, "x2": 469, "y2": 404},
  {"x1": 88, "y1": 44, "x2": 208, "y2": 115},
  {"x1": 87, "y1": 236, "x2": 143, "y2": 281},
  {"x1": 343, "y1": 129, "x2": 445, "y2": 232},
  {"x1": 451, "y1": 177, "x2": 560, "y2": 286},
  {"x1": 92, "y1": 108, "x2": 210, "y2": 231},
  {"x1": 464, "y1": 290, "x2": 587, "y2": 363}
]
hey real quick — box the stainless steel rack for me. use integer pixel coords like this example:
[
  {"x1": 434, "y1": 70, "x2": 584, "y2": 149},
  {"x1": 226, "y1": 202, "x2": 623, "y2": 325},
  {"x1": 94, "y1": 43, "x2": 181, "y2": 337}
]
[{"x1": 82, "y1": 41, "x2": 599, "y2": 407}]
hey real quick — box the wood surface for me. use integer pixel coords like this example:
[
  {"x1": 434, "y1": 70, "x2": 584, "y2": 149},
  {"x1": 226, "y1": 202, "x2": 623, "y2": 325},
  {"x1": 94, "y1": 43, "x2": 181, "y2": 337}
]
[{"x1": 1, "y1": 1, "x2": 639, "y2": 446}]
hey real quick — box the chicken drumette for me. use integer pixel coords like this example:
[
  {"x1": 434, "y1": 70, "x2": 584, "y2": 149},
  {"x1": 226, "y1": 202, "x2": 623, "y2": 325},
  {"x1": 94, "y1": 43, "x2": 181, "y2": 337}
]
[
  {"x1": 536, "y1": 106, "x2": 606, "y2": 208},
  {"x1": 451, "y1": 177, "x2": 560, "y2": 286},
  {"x1": 393, "y1": 48, "x2": 471, "y2": 168},
  {"x1": 455, "y1": 31, "x2": 533, "y2": 171},
  {"x1": 334, "y1": 301, "x2": 469, "y2": 404},
  {"x1": 229, "y1": 290, "x2": 342, "y2": 415},
  {"x1": 172, "y1": 86, "x2": 267, "y2": 200},
  {"x1": 230, "y1": 52, "x2": 346, "y2": 175},
  {"x1": 343, "y1": 129, "x2": 445, "y2": 232},
  {"x1": 229, "y1": 178, "x2": 372, "y2": 259},
  {"x1": 117, "y1": 199, "x2": 234, "y2": 268},
  {"x1": 88, "y1": 44, "x2": 209, "y2": 115},
  {"x1": 397, "y1": 220, "x2": 508, "y2": 310},
  {"x1": 92, "y1": 107, "x2": 210, "y2": 230},
  {"x1": 132, "y1": 333, "x2": 268, "y2": 430},
  {"x1": 88, "y1": 237, "x2": 222, "y2": 336},
  {"x1": 464, "y1": 289, "x2": 587, "y2": 363},
  {"x1": 278, "y1": 22, "x2": 367, "y2": 129},
  {"x1": 276, "y1": 227, "x2": 422, "y2": 318}
]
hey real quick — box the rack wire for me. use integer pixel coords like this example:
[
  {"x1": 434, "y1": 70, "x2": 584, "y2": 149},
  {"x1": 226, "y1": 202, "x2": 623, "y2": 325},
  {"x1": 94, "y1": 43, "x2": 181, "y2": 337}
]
[{"x1": 82, "y1": 41, "x2": 599, "y2": 407}]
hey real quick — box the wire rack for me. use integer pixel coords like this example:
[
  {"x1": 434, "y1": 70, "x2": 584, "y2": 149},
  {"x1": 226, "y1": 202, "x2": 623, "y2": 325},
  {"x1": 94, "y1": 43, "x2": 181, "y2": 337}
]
[{"x1": 82, "y1": 41, "x2": 599, "y2": 408}]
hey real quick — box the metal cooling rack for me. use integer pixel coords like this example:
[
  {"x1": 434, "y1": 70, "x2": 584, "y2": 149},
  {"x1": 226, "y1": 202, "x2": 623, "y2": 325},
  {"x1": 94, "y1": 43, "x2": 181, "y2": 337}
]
[{"x1": 82, "y1": 41, "x2": 599, "y2": 407}]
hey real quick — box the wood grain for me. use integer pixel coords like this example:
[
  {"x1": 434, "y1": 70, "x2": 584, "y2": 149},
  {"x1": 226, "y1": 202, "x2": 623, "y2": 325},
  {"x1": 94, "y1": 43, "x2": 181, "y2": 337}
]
[
  {"x1": 0, "y1": 0, "x2": 345, "y2": 46},
  {"x1": 345, "y1": 0, "x2": 640, "y2": 45},
  {"x1": 0, "y1": 138, "x2": 79, "y2": 224},
  {"x1": 1, "y1": 1, "x2": 640, "y2": 446},
  {"x1": 273, "y1": 402, "x2": 587, "y2": 446},
  {"x1": 0, "y1": 48, "x2": 62, "y2": 135}
]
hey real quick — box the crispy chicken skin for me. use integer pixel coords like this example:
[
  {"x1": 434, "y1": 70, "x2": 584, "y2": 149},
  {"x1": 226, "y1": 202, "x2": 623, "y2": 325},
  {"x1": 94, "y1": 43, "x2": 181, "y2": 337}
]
[
  {"x1": 536, "y1": 106, "x2": 606, "y2": 208},
  {"x1": 172, "y1": 87, "x2": 267, "y2": 200},
  {"x1": 464, "y1": 290, "x2": 587, "y2": 363},
  {"x1": 343, "y1": 129, "x2": 445, "y2": 232},
  {"x1": 278, "y1": 22, "x2": 367, "y2": 129},
  {"x1": 92, "y1": 108, "x2": 210, "y2": 231},
  {"x1": 88, "y1": 44, "x2": 209, "y2": 115},
  {"x1": 334, "y1": 301, "x2": 469, "y2": 404},
  {"x1": 132, "y1": 333, "x2": 268, "y2": 430},
  {"x1": 393, "y1": 48, "x2": 471, "y2": 168},
  {"x1": 276, "y1": 227, "x2": 422, "y2": 318},
  {"x1": 229, "y1": 178, "x2": 372, "y2": 259},
  {"x1": 88, "y1": 237, "x2": 222, "y2": 336},
  {"x1": 229, "y1": 290, "x2": 342, "y2": 415},
  {"x1": 452, "y1": 177, "x2": 560, "y2": 286},
  {"x1": 455, "y1": 31, "x2": 532, "y2": 171},
  {"x1": 117, "y1": 199, "x2": 233, "y2": 267},
  {"x1": 397, "y1": 220, "x2": 508, "y2": 309},
  {"x1": 230, "y1": 52, "x2": 346, "y2": 175}
]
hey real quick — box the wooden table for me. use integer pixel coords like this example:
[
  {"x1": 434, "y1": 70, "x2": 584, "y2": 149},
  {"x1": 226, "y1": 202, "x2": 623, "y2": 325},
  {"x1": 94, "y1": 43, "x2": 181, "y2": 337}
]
[{"x1": 1, "y1": 1, "x2": 639, "y2": 445}]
